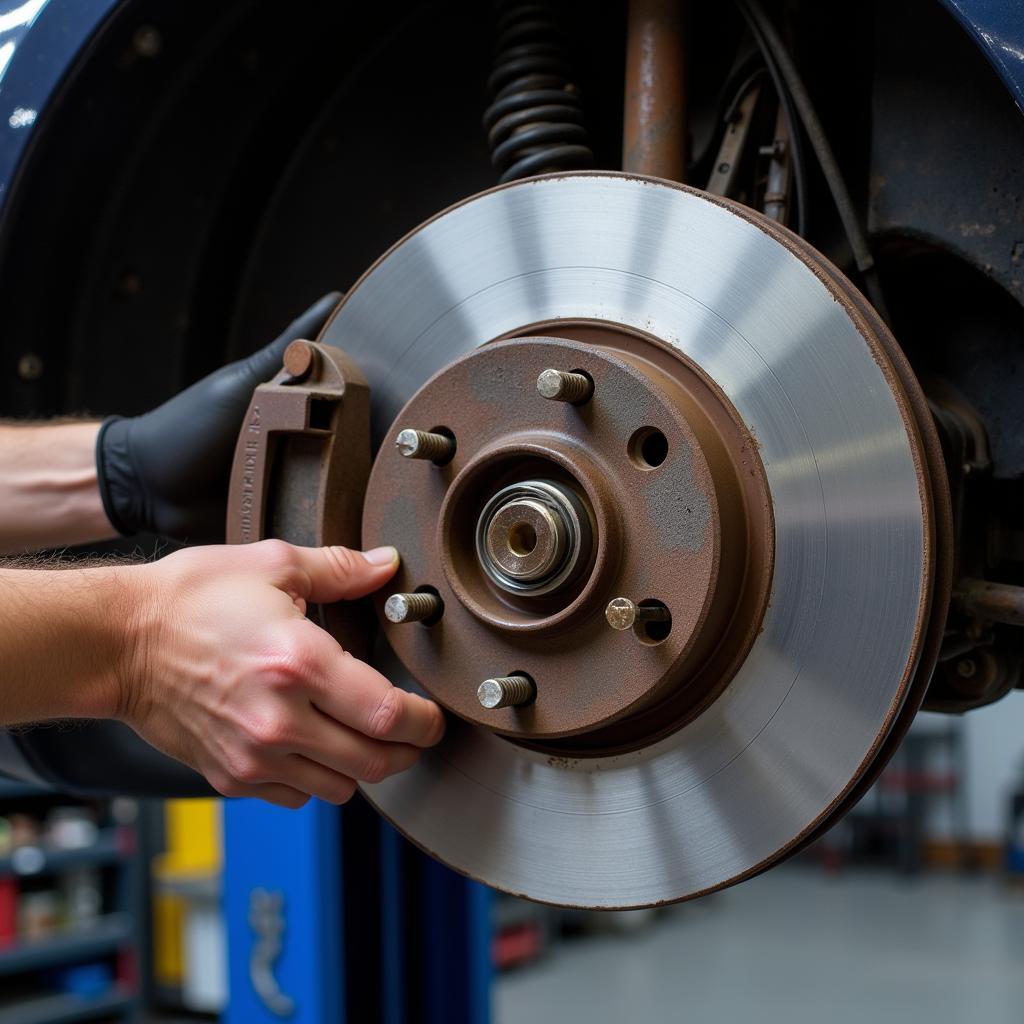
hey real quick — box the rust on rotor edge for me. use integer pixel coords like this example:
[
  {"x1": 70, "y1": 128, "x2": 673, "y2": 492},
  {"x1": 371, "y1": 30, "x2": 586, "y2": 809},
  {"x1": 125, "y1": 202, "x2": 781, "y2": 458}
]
[
  {"x1": 783, "y1": 235, "x2": 952, "y2": 855},
  {"x1": 361, "y1": 328, "x2": 773, "y2": 750},
  {"x1": 225, "y1": 339, "x2": 373, "y2": 659},
  {"x1": 686, "y1": 186, "x2": 952, "y2": 862}
]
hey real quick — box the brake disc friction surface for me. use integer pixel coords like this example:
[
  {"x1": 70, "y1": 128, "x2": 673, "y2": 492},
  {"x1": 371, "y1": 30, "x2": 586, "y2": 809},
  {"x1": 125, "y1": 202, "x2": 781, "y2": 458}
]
[{"x1": 320, "y1": 174, "x2": 933, "y2": 907}]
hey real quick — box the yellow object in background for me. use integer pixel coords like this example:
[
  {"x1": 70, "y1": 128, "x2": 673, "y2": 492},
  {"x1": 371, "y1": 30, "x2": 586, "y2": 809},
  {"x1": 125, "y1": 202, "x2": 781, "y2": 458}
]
[
  {"x1": 152, "y1": 894, "x2": 184, "y2": 986},
  {"x1": 162, "y1": 798, "x2": 222, "y2": 874},
  {"x1": 152, "y1": 799, "x2": 222, "y2": 987}
]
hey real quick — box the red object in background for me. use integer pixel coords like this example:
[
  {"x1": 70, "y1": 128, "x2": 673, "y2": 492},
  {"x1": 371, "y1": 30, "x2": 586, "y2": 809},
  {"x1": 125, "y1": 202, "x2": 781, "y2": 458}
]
[
  {"x1": 493, "y1": 922, "x2": 543, "y2": 971},
  {"x1": 116, "y1": 825, "x2": 136, "y2": 858},
  {"x1": 0, "y1": 878, "x2": 17, "y2": 947},
  {"x1": 879, "y1": 770, "x2": 956, "y2": 793},
  {"x1": 116, "y1": 945, "x2": 138, "y2": 989}
]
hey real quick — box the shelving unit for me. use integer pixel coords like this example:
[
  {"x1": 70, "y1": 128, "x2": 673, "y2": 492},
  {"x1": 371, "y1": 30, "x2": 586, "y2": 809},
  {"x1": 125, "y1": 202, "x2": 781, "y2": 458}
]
[
  {"x1": 0, "y1": 985, "x2": 134, "y2": 1024},
  {"x1": 0, "y1": 781, "x2": 142, "y2": 1023},
  {"x1": 812, "y1": 720, "x2": 969, "y2": 873},
  {"x1": 0, "y1": 830, "x2": 126, "y2": 881},
  {"x1": 0, "y1": 914, "x2": 133, "y2": 976},
  {"x1": 0, "y1": 785, "x2": 50, "y2": 803}
]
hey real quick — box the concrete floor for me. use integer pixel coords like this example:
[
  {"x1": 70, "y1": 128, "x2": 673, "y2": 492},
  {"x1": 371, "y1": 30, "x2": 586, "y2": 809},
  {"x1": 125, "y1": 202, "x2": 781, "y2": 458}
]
[{"x1": 495, "y1": 868, "x2": 1024, "y2": 1024}]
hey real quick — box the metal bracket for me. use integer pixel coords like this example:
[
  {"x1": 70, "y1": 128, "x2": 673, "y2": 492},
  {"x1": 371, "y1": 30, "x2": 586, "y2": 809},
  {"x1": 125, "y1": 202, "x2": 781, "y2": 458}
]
[{"x1": 226, "y1": 339, "x2": 372, "y2": 657}]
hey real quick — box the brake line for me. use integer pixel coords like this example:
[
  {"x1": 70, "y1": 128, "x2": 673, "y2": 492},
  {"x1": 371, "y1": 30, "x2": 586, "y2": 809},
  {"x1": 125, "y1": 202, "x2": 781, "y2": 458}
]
[{"x1": 736, "y1": 0, "x2": 890, "y2": 323}]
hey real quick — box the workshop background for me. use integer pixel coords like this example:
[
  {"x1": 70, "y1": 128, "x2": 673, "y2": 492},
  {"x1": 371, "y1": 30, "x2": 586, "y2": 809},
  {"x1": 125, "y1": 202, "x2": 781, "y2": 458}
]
[
  {"x1": 1, "y1": 702, "x2": 1024, "y2": 1022},
  {"x1": 3, "y1": 0, "x2": 1024, "y2": 1021}
]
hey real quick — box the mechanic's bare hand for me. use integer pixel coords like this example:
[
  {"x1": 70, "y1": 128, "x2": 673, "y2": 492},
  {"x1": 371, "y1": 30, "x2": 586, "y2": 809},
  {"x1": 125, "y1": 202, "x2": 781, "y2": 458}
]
[{"x1": 120, "y1": 540, "x2": 444, "y2": 808}]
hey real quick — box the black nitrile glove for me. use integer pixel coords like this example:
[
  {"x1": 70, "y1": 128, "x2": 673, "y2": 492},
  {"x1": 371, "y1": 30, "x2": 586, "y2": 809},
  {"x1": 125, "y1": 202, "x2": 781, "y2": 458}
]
[{"x1": 96, "y1": 292, "x2": 342, "y2": 544}]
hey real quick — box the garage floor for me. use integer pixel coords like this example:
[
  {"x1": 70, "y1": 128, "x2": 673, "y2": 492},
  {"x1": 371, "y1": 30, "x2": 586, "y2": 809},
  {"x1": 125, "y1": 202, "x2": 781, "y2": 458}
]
[{"x1": 495, "y1": 868, "x2": 1024, "y2": 1024}]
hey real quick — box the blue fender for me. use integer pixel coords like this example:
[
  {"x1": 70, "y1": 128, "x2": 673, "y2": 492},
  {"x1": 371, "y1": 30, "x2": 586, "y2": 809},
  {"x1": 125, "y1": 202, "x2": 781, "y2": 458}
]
[
  {"x1": 0, "y1": 0, "x2": 118, "y2": 218},
  {"x1": 941, "y1": 0, "x2": 1024, "y2": 110},
  {"x1": 2, "y1": 0, "x2": 1021, "y2": 229}
]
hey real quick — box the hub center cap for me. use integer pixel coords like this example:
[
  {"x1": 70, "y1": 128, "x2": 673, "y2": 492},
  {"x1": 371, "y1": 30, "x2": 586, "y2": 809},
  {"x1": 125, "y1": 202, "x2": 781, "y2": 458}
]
[{"x1": 477, "y1": 480, "x2": 589, "y2": 594}]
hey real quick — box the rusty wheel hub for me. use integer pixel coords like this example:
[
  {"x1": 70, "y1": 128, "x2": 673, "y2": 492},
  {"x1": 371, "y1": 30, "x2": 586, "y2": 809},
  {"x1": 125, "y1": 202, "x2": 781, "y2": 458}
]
[
  {"x1": 301, "y1": 173, "x2": 950, "y2": 908},
  {"x1": 363, "y1": 328, "x2": 773, "y2": 748}
]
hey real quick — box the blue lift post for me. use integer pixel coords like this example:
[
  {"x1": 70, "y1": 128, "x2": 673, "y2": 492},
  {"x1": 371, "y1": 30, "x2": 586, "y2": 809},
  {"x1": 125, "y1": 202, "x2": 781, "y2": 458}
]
[
  {"x1": 223, "y1": 799, "x2": 343, "y2": 1023},
  {"x1": 224, "y1": 797, "x2": 493, "y2": 1023}
]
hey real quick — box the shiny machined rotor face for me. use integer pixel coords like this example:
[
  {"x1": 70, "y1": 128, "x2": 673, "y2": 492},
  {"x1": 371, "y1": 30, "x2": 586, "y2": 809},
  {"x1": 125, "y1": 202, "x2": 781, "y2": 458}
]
[{"x1": 320, "y1": 173, "x2": 936, "y2": 908}]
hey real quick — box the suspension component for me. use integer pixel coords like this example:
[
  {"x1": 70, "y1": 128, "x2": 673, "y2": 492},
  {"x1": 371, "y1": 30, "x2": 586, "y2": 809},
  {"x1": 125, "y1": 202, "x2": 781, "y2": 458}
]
[
  {"x1": 483, "y1": 1, "x2": 593, "y2": 182},
  {"x1": 623, "y1": 0, "x2": 688, "y2": 179},
  {"x1": 959, "y1": 579, "x2": 1024, "y2": 628}
]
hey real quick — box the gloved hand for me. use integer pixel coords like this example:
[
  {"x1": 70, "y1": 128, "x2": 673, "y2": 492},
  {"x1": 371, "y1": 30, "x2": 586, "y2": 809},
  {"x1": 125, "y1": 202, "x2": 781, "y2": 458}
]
[{"x1": 96, "y1": 292, "x2": 342, "y2": 544}]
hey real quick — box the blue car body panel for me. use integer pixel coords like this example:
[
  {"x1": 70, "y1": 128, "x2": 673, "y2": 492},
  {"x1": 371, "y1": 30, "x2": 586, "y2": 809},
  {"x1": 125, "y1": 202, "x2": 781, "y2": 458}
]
[
  {"x1": 0, "y1": 0, "x2": 118, "y2": 215},
  {"x1": 941, "y1": 0, "x2": 1024, "y2": 111},
  {"x1": 1, "y1": 0, "x2": 1022, "y2": 225}
]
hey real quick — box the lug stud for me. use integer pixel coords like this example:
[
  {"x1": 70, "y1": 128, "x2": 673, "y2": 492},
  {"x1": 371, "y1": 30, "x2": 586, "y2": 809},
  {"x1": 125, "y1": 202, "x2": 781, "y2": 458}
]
[
  {"x1": 536, "y1": 368, "x2": 593, "y2": 404},
  {"x1": 395, "y1": 428, "x2": 456, "y2": 463},
  {"x1": 384, "y1": 592, "x2": 444, "y2": 625},
  {"x1": 605, "y1": 597, "x2": 671, "y2": 632},
  {"x1": 477, "y1": 675, "x2": 535, "y2": 709}
]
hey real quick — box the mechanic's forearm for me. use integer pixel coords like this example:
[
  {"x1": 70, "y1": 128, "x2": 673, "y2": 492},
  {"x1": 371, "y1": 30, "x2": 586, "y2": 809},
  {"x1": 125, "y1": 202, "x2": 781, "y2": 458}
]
[
  {"x1": 0, "y1": 422, "x2": 117, "y2": 553},
  {"x1": 0, "y1": 564, "x2": 137, "y2": 725}
]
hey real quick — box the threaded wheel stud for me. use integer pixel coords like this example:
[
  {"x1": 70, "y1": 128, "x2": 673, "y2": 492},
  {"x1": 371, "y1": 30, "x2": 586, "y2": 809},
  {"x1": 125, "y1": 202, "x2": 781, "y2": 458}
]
[
  {"x1": 536, "y1": 368, "x2": 593, "y2": 404},
  {"x1": 477, "y1": 675, "x2": 535, "y2": 709},
  {"x1": 395, "y1": 428, "x2": 456, "y2": 463},
  {"x1": 384, "y1": 592, "x2": 444, "y2": 624}
]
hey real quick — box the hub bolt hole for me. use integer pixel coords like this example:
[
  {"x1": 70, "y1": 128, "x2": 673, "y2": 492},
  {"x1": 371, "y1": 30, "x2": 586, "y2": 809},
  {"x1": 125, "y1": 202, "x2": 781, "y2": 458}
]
[
  {"x1": 629, "y1": 427, "x2": 669, "y2": 469},
  {"x1": 637, "y1": 600, "x2": 672, "y2": 644}
]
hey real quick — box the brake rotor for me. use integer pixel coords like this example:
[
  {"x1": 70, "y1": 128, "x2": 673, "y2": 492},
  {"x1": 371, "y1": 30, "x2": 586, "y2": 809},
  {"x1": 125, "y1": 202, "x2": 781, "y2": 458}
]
[{"x1": 318, "y1": 172, "x2": 948, "y2": 908}]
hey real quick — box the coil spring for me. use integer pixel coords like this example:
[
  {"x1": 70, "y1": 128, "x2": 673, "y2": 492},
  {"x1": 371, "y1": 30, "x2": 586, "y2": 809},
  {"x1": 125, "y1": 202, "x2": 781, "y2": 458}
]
[{"x1": 483, "y1": 2, "x2": 593, "y2": 183}]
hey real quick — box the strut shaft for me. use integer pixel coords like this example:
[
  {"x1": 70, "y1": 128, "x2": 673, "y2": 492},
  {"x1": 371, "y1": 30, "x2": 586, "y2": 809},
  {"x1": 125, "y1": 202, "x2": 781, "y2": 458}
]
[{"x1": 623, "y1": 0, "x2": 688, "y2": 180}]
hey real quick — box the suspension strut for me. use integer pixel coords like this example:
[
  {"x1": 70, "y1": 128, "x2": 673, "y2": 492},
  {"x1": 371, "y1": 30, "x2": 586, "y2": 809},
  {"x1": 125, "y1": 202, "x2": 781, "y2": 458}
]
[
  {"x1": 623, "y1": 0, "x2": 687, "y2": 180},
  {"x1": 483, "y1": 1, "x2": 593, "y2": 182}
]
